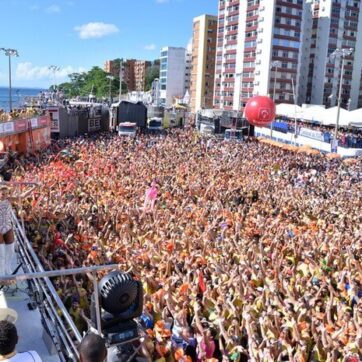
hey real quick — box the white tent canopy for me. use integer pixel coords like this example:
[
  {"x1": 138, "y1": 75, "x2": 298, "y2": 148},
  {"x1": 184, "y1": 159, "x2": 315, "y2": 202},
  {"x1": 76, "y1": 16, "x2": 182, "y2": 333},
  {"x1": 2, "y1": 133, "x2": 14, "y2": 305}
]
[
  {"x1": 320, "y1": 107, "x2": 350, "y2": 127},
  {"x1": 276, "y1": 103, "x2": 302, "y2": 118},
  {"x1": 276, "y1": 103, "x2": 362, "y2": 128},
  {"x1": 301, "y1": 106, "x2": 326, "y2": 123}
]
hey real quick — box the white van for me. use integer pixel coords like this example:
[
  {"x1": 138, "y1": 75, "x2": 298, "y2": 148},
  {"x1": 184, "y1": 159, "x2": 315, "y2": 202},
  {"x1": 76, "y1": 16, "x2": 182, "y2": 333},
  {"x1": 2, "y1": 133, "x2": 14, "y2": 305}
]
[{"x1": 118, "y1": 122, "x2": 137, "y2": 138}]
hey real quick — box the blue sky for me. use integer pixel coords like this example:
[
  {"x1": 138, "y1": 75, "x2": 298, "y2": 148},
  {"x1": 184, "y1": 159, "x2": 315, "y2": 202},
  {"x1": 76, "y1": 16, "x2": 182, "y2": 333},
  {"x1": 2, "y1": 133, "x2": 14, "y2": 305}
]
[{"x1": 0, "y1": 0, "x2": 217, "y2": 88}]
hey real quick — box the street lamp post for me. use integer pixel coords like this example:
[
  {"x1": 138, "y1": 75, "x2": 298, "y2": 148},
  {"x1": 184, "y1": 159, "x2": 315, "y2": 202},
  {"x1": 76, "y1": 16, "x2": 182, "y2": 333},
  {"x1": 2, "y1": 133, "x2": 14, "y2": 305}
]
[
  {"x1": 235, "y1": 72, "x2": 243, "y2": 126},
  {"x1": 106, "y1": 75, "x2": 115, "y2": 104},
  {"x1": 119, "y1": 60, "x2": 123, "y2": 102},
  {"x1": 270, "y1": 60, "x2": 281, "y2": 139},
  {"x1": 0, "y1": 48, "x2": 19, "y2": 112},
  {"x1": 291, "y1": 76, "x2": 298, "y2": 145},
  {"x1": 49, "y1": 65, "x2": 60, "y2": 101},
  {"x1": 328, "y1": 48, "x2": 354, "y2": 140},
  {"x1": 283, "y1": 76, "x2": 298, "y2": 145}
]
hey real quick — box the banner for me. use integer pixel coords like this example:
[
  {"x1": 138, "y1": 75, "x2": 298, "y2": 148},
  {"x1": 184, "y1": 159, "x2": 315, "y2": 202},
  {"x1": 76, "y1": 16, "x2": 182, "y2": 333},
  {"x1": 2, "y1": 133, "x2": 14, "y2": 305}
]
[
  {"x1": 3, "y1": 122, "x2": 14, "y2": 134},
  {"x1": 14, "y1": 119, "x2": 28, "y2": 133},
  {"x1": 30, "y1": 118, "x2": 38, "y2": 128},
  {"x1": 38, "y1": 115, "x2": 49, "y2": 127},
  {"x1": 49, "y1": 108, "x2": 60, "y2": 133},
  {"x1": 299, "y1": 127, "x2": 325, "y2": 142},
  {"x1": 88, "y1": 118, "x2": 101, "y2": 133}
]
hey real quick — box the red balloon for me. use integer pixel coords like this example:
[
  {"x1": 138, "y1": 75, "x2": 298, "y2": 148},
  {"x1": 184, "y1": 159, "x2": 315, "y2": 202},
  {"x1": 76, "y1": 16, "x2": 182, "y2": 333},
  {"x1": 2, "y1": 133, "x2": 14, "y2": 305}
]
[{"x1": 245, "y1": 96, "x2": 276, "y2": 127}]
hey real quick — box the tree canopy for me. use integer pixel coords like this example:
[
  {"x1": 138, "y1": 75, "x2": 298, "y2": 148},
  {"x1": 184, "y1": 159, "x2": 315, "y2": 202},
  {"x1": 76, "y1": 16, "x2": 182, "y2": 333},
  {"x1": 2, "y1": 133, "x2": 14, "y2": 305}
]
[
  {"x1": 58, "y1": 66, "x2": 126, "y2": 100},
  {"x1": 145, "y1": 64, "x2": 160, "y2": 91}
]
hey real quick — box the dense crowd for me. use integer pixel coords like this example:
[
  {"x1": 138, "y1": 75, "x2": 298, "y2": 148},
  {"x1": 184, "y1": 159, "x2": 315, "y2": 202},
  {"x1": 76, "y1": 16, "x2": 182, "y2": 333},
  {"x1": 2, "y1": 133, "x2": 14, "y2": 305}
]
[
  {"x1": 0, "y1": 108, "x2": 41, "y2": 122},
  {"x1": 7, "y1": 128, "x2": 362, "y2": 361}
]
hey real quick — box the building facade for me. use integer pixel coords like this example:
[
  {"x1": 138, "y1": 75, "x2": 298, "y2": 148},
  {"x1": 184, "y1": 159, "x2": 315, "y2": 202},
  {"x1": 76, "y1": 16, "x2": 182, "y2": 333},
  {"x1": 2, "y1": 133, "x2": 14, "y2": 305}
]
[
  {"x1": 104, "y1": 60, "x2": 120, "y2": 78},
  {"x1": 298, "y1": 0, "x2": 362, "y2": 110},
  {"x1": 134, "y1": 60, "x2": 151, "y2": 92},
  {"x1": 214, "y1": 0, "x2": 305, "y2": 111},
  {"x1": 190, "y1": 14, "x2": 218, "y2": 112},
  {"x1": 184, "y1": 49, "x2": 192, "y2": 96},
  {"x1": 214, "y1": 0, "x2": 362, "y2": 111},
  {"x1": 159, "y1": 47, "x2": 186, "y2": 106}
]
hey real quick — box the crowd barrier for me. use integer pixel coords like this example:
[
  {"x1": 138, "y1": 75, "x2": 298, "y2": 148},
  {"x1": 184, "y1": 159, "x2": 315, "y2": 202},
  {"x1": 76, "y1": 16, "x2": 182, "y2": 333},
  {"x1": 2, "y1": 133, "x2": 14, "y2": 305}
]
[
  {"x1": 256, "y1": 126, "x2": 362, "y2": 157},
  {"x1": 270, "y1": 121, "x2": 362, "y2": 149}
]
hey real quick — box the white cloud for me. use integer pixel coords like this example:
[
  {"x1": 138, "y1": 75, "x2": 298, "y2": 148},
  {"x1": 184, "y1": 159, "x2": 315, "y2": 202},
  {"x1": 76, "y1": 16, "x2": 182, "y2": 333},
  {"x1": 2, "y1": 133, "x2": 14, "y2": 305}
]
[
  {"x1": 30, "y1": 4, "x2": 39, "y2": 11},
  {"x1": 156, "y1": 0, "x2": 169, "y2": 3},
  {"x1": 144, "y1": 44, "x2": 156, "y2": 51},
  {"x1": 74, "y1": 22, "x2": 119, "y2": 39},
  {"x1": 16, "y1": 62, "x2": 86, "y2": 81},
  {"x1": 46, "y1": 4, "x2": 61, "y2": 13}
]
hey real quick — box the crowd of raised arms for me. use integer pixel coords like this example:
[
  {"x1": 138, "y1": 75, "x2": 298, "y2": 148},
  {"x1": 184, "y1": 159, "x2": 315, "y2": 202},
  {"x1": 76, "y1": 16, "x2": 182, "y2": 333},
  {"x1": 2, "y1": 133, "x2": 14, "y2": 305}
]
[{"x1": 5, "y1": 127, "x2": 362, "y2": 362}]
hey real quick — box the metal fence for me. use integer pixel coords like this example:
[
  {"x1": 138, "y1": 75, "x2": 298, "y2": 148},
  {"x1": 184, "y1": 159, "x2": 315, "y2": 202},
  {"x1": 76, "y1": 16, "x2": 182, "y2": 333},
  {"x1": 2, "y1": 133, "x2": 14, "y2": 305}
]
[{"x1": 0, "y1": 210, "x2": 118, "y2": 361}]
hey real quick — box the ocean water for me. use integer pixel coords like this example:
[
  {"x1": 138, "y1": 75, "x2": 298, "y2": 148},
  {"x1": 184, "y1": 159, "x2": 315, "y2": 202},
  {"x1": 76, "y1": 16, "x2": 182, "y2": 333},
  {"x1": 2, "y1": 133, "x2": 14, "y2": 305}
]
[{"x1": 0, "y1": 86, "x2": 45, "y2": 112}]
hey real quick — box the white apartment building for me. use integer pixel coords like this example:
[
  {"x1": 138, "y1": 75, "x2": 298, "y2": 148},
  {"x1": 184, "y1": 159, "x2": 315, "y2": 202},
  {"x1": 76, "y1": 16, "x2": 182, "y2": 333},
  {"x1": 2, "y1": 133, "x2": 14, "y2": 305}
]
[
  {"x1": 298, "y1": 0, "x2": 362, "y2": 110},
  {"x1": 214, "y1": 0, "x2": 305, "y2": 111},
  {"x1": 214, "y1": 0, "x2": 362, "y2": 111},
  {"x1": 159, "y1": 47, "x2": 186, "y2": 106},
  {"x1": 184, "y1": 43, "x2": 192, "y2": 95}
]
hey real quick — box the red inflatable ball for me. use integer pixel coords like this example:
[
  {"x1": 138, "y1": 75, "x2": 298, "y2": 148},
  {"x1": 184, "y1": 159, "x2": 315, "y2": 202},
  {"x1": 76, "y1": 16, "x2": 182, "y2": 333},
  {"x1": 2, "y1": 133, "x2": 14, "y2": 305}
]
[{"x1": 244, "y1": 96, "x2": 276, "y2": 127}]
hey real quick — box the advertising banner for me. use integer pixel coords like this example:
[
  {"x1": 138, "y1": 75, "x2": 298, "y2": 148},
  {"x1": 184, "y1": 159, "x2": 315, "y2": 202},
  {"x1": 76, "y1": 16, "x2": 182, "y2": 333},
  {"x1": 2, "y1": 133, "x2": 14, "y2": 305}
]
[
  {"x1": 30, "y1": 118, "x2": 38, "y2": 128},
  {"x1": 38, "y1": 115, "x2": 49, "y2": 127},
  {"x1": 14, "y1": 119, "x2": 28, "y2": 133},
  {"x1": 299, "y1": 127, "x2": 325, "y2": 142},
  {"x1": 3, "y1": 122, "x2": 14, "y2": 134}
]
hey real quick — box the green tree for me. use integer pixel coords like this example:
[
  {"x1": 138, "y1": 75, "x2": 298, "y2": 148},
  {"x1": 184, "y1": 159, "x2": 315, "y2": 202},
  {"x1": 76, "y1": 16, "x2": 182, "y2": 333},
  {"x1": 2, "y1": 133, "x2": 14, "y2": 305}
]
[
  {"x1": 58, "y1": 67, "x2": 124, "y2": 100},
  {"x1": 145, "y1": 63, "x2": 160, "y2": 91}
]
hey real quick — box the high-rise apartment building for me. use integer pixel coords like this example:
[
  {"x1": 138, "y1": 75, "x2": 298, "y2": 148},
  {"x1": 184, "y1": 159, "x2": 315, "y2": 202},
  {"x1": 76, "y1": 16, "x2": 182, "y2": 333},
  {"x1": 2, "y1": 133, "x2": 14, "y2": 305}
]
[
  {"x1": 159, "y1": 47, "x2": 186, "y2": 106},
  {"x1": 298, "y1": 0, "x2": 362, "y2": 110},
  {"x1": 105, "y1": 59, "x2": 156, "y2": 92},
  {"x1": 104, "y1": 60, "x2": 120, "y2": 78},
  {"x1": 122, "y1": 59, "x2": 136, "y2": 92},
  {"x1": 214, "y1": 0, "x2": 305, "y2": 111},
  {"x1": 190, "y1": 15, "x2": 218, "y2": 112},
  {"x1": 184, "y1": 49, "x2": 192, "y2": 95},
  {"x1": 134, "y1": 60, "x2": 151, "y2": 91},
  {"x1": 214, "y1": 0, "x2": 362, "y2": 111}
]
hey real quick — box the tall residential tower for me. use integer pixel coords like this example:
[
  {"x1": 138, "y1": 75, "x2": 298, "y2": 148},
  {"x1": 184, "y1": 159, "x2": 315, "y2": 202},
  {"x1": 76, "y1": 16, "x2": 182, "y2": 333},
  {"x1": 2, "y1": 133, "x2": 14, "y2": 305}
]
[
  {"x1": 190, "y1": 14, "x2": 218, "y2": 112},
  {"x1": 213, "y1": 0, "x2": 362, "y2": 111}
]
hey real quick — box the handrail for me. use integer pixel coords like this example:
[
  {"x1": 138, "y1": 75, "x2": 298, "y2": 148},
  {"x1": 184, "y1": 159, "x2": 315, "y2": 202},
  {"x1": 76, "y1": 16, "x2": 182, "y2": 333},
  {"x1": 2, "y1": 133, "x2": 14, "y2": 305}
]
[
  {"x1": 11, "y1": 209, "x2": 83, "y2": 343},
  {"x1": 8, "y1": 209, "x2": 119, "y2": 361},
  {"x1": 0, "y1": 264, "x2": 119, "y2": 282}
]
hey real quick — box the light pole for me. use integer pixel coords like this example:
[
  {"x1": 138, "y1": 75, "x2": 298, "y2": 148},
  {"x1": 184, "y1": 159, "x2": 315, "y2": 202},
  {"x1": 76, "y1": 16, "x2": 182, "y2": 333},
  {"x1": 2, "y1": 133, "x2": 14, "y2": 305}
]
[
  {"x1": 284, "y1": 76, "x2": 298, "y2": 145},
  {"x1": 235, "y1": 72, "x2": 243, "y2": 121},
  {"x1": 270, "y1": 60, "x2": 281, "y2": 139},
  {"x1": 0, "y1": 48, "x2": 19, "y2": 112},
  {"x1": 49, "y1": 65, "x2": 60, "y2": 90},
  {"x1": 106, "y1": 75, "x2": 115, "y2": 104},
  {"x1": 49, "y1": 65, "x2": 60, "y2": 101},
  {"x1": 291, "y1": 76, "x2": 298, "y2": 145},
  {"x1": 328, "y1": 48, "x2": 354, "y2": 140},
  {"x1": 119, "y1": 60, "x2": 123, "y2": 102}
]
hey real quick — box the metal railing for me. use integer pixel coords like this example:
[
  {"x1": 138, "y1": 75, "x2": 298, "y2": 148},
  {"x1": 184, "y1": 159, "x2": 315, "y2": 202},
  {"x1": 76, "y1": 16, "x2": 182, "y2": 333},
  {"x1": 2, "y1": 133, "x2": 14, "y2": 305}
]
[{"x1": 2, "y1": 210, "x2": 119, "y2": 361}]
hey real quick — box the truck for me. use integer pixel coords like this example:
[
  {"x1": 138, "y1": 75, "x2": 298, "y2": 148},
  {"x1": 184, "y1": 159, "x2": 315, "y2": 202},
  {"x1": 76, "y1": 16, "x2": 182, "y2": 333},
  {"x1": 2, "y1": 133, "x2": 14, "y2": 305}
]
[
  {"x1": 118, "y1": 122, "x2": 137, "y2": 138},
  {"x1": 110, "y1": 101, "x2": 147, "y2": 132},
  {"x1": 147, "y1": 117, "x2": 163, "y2": 133}
]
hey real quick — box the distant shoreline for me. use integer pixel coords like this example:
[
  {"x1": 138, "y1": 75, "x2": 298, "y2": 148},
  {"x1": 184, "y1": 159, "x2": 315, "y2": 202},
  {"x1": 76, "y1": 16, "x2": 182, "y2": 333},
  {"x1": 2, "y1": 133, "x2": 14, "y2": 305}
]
[{"x1": 0, "y1": 86, "x2": 46, "y2": 90}]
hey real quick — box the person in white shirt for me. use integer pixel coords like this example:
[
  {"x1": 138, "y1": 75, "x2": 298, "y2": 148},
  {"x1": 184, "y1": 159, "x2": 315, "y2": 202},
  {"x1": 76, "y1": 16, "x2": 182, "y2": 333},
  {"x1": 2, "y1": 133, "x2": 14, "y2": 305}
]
[{"x1": 0, "y1": 320, "x2": 42, "y2": 361}]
